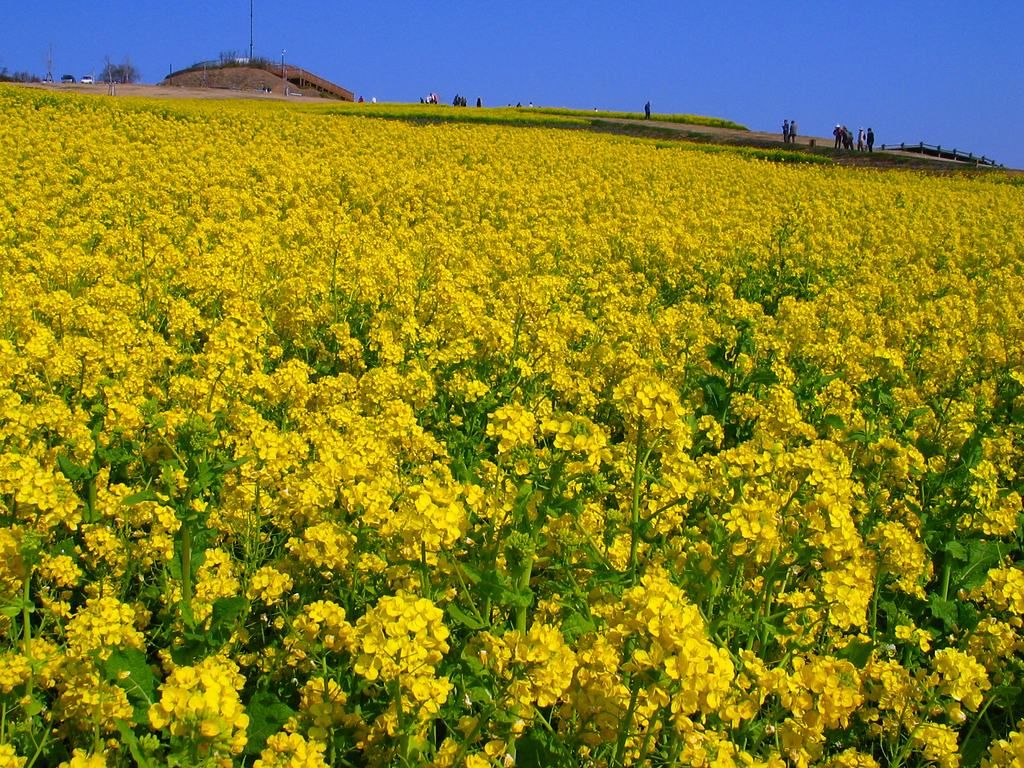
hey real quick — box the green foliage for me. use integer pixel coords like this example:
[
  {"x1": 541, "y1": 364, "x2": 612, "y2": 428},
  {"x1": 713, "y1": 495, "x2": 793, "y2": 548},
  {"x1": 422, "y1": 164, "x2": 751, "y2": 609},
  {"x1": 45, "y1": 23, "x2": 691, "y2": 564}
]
[{"x1": 245, "y1": 691, "x2": 297, "y2": 756}]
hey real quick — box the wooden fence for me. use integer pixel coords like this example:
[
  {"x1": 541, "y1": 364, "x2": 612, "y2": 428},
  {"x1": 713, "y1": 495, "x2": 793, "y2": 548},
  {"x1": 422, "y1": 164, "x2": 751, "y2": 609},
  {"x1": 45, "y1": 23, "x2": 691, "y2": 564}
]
[{"x1": 879, "y1": 142, "x2": 1001, "y2": 167}]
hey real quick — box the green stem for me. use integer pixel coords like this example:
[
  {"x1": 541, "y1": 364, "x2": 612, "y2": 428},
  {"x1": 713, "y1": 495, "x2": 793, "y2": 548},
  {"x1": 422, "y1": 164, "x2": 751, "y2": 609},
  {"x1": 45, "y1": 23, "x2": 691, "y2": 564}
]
[
  {"x1": 453, "y1": 565, "x2": 487, "y2": 627},
  {"x1": 870, "y1": 567, "x2": 885, "y2": 643},
  {"x1": 635, "y1": 706, "x2": 658, "y2": 765},
  {"x1": 86, "y1": 473, "x2": 97, "y2": 520},
  {"x1": 612, "y1": 676, "x2": 641, "y2": 768},
  {"x1": 23, "y1": 726, "x2": 50, "y2": 768},
  {"x1": 180, "y1": 521, "x2": 193, "y2": 625},
  {"x1": 390, "y1": 676, "x2": 411, "y2": 764},
  {"x1": 206, "y1": 365, "x2": 227, "y2": 414},
  {"x1": 22, "y1": 567, "x2": 33, "y2": 703},
  {"x1": 419, "y1": 541, "x2": 430, "y2": 596},
  {"x1": 941, "y1": 555, "x2": 952, "y2": 601},
  {"x1": 514, "y1": 551, "x2": 535, "y2": 634},
  {"x1": 961, "y1": 692, "x2": 998, "y2": 755},
  {"x1": 628, "y1": 425, "x2": 646, "y2": 582}
]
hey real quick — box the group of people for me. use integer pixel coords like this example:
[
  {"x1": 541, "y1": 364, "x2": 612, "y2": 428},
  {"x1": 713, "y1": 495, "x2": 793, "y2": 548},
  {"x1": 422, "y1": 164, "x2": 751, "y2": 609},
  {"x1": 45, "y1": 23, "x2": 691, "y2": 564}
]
[
  {"x1": 781, "y1": 121, "x2": 877, "y2": 152},
  {"x1": 834, "y1": 125, "x2": 875, "y2": 151},
  {"x1": 419, "y1": 93, "x2": 484, "y2": 107},
  {"x1": 450, "y1": 94, "x2": 483, "y2": 108}
]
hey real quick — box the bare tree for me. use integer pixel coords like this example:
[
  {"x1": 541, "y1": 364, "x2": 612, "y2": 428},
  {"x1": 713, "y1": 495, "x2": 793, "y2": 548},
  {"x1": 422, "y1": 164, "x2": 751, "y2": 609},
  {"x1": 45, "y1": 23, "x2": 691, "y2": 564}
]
[
  {"x1": 100, "y1": 57, "x2": 140, "y2": 84},
  {"x1": 0, "y1": 67, "x2": 41, "y2": 83}
]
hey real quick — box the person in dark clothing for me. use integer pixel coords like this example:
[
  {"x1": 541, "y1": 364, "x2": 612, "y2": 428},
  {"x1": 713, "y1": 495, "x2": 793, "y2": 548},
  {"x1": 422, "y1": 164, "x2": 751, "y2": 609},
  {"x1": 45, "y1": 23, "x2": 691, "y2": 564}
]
[
  {"x1": 783, "y1": 120, "x2": 790, "y2": 143},
  {"x1": 867, "y1": 128, "x2": 875, "y2": 152},
  {"x1": 644, "y1": 101, "x2": 651, "y2": 120}
]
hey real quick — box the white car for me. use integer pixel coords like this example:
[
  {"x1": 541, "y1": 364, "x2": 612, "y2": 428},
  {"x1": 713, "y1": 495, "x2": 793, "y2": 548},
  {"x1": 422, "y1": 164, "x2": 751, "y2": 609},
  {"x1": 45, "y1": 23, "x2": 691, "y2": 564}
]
[{"x1": 81, "y1": 76, "x2": 94, "y2": 85}]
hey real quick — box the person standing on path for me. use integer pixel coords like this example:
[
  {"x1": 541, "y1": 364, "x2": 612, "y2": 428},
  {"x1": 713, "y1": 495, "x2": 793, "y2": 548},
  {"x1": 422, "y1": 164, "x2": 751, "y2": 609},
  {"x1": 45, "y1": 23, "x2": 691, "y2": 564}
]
[
  {"x1": 867, "y1": 127, "x2": 875, "y2": 152},
  {"x1": 644, "y1": 101, "x2": 651, "y2": 120},
  {"x1": 789, "y1": 120, "x2": 798, "y2": 144},
  {"x1": 783, "y1": 120, "x2": 790, "y2": 143}
]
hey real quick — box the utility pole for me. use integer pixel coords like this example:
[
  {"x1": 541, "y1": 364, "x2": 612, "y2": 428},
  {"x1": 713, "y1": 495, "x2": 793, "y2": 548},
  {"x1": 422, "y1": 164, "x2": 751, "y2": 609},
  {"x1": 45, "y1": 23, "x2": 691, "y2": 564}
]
[{"x1": 249, "y1": 0, "x2": 254, "y2": 61}]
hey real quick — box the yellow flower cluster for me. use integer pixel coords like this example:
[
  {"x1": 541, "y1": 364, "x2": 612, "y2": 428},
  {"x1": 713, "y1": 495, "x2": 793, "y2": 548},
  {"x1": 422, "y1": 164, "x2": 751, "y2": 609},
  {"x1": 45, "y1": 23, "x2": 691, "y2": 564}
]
[
  {"x1": 148, "y1": 655, "x2": 249, "y2": 761},
  {"x1": 481, "y1": 622, "x2": 577, "y2": 711},
  {"x1": 984, "y1": 719, "x2": 1024, "y2": 768},
  {"x1": 352, "y1": 592, "x2": 450, "y2": 684},
  {"x1": 615, "y1": 569, "x2": 734, "y2": 723},
  {"x1": 253, "y1": 732, "x2": 329, "y2": 768},
  {"x1": 64, "y1": 595, "x2": 145, "y2": 659},
  {"x1": 486, "y1": 403, "x2": 537, "y2": 454}
]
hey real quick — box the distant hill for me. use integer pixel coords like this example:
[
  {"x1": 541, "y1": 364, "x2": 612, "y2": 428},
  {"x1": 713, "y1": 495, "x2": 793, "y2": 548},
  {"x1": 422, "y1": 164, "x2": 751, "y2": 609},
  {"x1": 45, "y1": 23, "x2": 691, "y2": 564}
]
[{"x1": 162, "y1": 61, "x2": 354, "y2": 101}]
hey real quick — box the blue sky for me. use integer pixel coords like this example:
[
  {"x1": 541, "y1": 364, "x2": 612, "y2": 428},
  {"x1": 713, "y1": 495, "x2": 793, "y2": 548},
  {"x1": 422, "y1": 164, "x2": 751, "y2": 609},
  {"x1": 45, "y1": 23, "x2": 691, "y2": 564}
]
[{"x1": 4, "y1": 1, "x2": 1023, "y2": 168}]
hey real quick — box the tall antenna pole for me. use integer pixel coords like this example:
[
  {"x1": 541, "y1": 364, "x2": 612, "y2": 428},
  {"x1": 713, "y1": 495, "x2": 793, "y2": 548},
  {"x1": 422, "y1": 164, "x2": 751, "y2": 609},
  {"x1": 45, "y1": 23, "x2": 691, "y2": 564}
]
[{"x1": 249, "y1": 0, "x2": 254, "y2": 60}]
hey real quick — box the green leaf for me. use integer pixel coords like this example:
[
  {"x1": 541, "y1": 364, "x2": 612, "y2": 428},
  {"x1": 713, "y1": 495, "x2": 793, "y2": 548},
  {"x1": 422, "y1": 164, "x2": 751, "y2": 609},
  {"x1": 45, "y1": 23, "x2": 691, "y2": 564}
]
[
  {"x1": 701, "y1": 375, "x2": 730, "y2": 413},
  {"x1": 23, "y1": 695, "x2": 44, "y2": 716},
  {"x1": 186, "y1": 595, "x2": 250, "y2": 649},
  {"x1": 211, "y1": 595, "x2": 248, "y2": 627},
  {"x1": 245, "y1": 691, "x2": 296, "y2": 755},
  {"x1": 515, "y1": 730, "x2": 573, "y2": 768},
  {"x1": 219, "y1": 456, "x2": 251, "y2": 474},
  {"x1": 956, "y1": 601, "x2": 981, "y2": 633},
  {"x1": 837, "y1": 640, "x2": 874, "y2": 669},
  {"x1": 100, "y1": 648, "x2": 157, "y2": 725},
  {"x1": 929, "y1": 595, "x2": 959, "y2": 629},
  {"x1": 169, "y1": 637, "x2": 205, "y2": 666},
  {"x1": 505, "y1": 587, "x2": 534, "y2": 610},
  {"x1": 116, "y1": 720, "x2": 155, "y2": 768},
  {"x1": 959, "y1": 431, "x2": 984, "y2": 468},
  {"x1": 745, "y1": 367, "x2": 779, "y2": 388},
  {"x1": 122, "y1": 489, "x2": 159, "y2": 505},
  {"x1": 459, "y1": 562, "x2": 483, "y2": 585},
  {"x1": 57, "y1": 452, "x2": 95, "y2": 482},
  {"x1": 956, "y1": 539, "x2": 1007, "y2": 591},
  {"x1": 943, "y1": 541, "x2": 968, "y2": 561},
  {"x1": 447, "y1": 602, "x2": 488, "y2": 630},
  {"x1": 706, "y1": 342, "x2": 729, "y2": 371},
  {"x1": 904, "y1": 406, "x2": 932, "y2": 428},
  {"x1": 561, "y1": 612, "x2": 596, "y2": 641},
  {"x1": 819, "y1": 414, "x2": 846, "y2": 431},
  {"x1": 465, "y1": 685, "x2": 495, "y2": 705}
]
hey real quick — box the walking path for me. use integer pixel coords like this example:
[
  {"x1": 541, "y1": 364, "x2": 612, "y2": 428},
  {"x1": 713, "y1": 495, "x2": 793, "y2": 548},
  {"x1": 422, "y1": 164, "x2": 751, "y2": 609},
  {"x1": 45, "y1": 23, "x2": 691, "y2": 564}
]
[{"x1": 595, "y1": 116, "x2": 1007, "y2": 170}]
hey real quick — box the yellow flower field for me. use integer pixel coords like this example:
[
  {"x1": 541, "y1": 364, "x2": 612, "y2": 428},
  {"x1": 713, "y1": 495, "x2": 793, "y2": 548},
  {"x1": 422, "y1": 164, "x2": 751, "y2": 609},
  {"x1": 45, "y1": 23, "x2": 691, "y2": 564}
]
[{"x1": 0, "y1": 84, "x2": 1023, "y2": 767}]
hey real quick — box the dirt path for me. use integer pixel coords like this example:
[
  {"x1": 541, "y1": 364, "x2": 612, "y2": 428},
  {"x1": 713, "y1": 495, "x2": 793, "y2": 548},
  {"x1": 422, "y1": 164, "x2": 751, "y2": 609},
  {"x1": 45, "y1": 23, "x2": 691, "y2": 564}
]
[
  {"x1": 21, "y1": 81, "x2": 325, "y2": 103},
  {"x1": 593, "y1": 117, "x2": 991, "y2": 170}
]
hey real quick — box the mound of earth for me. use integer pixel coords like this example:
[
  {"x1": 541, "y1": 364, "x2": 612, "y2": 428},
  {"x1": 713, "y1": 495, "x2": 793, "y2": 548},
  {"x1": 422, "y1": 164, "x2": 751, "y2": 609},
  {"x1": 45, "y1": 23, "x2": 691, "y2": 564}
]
[{"x1": 163, "y1": 66, "x2": 289, "y2": 95}]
